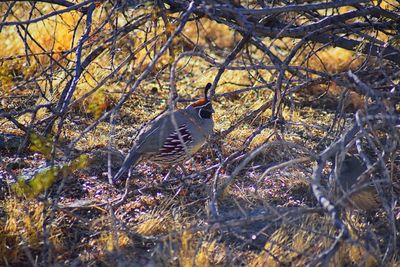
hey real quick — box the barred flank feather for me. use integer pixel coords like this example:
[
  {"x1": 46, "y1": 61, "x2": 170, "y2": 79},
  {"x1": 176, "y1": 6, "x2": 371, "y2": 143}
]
[{"x1": 152, "y1": 125, "x2": 193, "y2": 165}]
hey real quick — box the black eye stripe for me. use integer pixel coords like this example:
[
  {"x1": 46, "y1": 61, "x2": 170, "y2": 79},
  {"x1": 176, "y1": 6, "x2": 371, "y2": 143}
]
[
  {"x1": 193, "y1": 101, "x2": 213, "y2": 119},
  {"x1": 199, "y1": 109, "x2": 213, "y2": 119}
]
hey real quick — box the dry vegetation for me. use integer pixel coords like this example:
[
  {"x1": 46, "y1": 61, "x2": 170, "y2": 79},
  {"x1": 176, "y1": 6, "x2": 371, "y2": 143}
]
[{"x1": 1, "y1": 0, "x2": 399, "y2": 266}]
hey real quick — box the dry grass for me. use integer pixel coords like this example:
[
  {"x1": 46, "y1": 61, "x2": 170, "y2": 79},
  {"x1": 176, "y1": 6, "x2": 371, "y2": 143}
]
[
  {"x1": 250, "y1": 214, "x2": 381, "y2": 267},
  {"x1": 0, "y1": 198, "x2": 64, "y2": 264},
  {"x1": 1, "y1": 2, "x2": 399, "y2": 266}
]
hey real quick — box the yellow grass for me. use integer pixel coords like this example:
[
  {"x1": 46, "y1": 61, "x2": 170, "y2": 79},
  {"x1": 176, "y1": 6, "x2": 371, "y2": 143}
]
[
  {"x1": 1, "y1": 2, "x2": 399, "y2": 266},
  {"x1": 0, "y1": 197, "x2": 63, "y2": 264},
  {"x1": 306, "y1": 47, "x2": 361, "y2": 74},
  {"x1": 251, "y1": 228, "x2": 291, "y2": 267},
  {"x1": 250, "y1": 214, "x2": 381, "y2": 267},
  {"x1": 184, "y1": 18, "x2": 235, "y2": 48},
  {"x1": 98, "y1": 231, "x2": 130, "y2": 253},
  {"x1": 179, "y1": 231, "x2": 224, "y2": 267},
  {"x1": 136, "y1": 199, "x2": 180, "y2": 236}
]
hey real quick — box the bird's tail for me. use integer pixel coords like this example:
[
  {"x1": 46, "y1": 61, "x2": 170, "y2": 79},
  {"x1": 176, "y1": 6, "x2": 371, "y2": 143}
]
[{"x1": 113, "y1": 149, "x2": 141, "y2": 181}]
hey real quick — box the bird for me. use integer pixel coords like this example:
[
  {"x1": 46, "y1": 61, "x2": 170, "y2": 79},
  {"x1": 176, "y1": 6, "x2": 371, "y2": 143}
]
[
  {"x1": 331, "y1": 154, "x2": 380, "y2": 211},
  {"x1": 113, "y1": 83, "x2": 214, "y2": 181}
]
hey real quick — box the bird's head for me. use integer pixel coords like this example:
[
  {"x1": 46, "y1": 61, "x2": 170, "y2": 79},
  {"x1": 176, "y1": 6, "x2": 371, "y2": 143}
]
[{"x1": 189, "y1": 83, "x2": 214, "y2": 119}]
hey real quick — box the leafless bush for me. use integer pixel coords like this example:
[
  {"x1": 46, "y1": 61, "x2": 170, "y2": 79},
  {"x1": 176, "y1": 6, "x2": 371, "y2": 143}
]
[{"x1": 1, "y1": 0, "x2": 399, "y2": 265}]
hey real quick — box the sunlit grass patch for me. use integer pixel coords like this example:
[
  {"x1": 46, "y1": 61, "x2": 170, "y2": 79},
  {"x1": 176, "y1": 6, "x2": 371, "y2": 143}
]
[
  {"x1": 250, "y1": 214, "x2": 383, "y2": 266},
  {"x1": 0, "y1": 197, "x2": 63, "y2": 265},
  {"x1": 375, "y1": 0, "x2": 398, "y2": 10},
  {"x1": 184, "y1": 18, "x2": 235, "y2": 49},
  {"x1": 136, "y1": 213, "x2": 173, "y2": 236},
  {"x1": 251, "y1": 228, "x2": 292, "y2": 267},
  {"x1": 305, "y1": 47, "x2": 362, "y2": 74},
  {"x1": 179, "y1": 231, "x2": 225, "y2": 267},
  {"x1": 71, "y1": 63, "x2": 116, "y2": 118},
  {"x1": 135, "y1": 199, "x2": 182, "y2": 236},
  {"x1": 98, "y1": 231, "x2": 131, "y2": 253},
  {"x1": 0, "y1": 4, "x2": 81, "y2": 81},
  {"x1": 224, "y1": 126, "x2": 252, "y2": 147},
  {"x1": 73, "y1": 125, "x2": 111, "y2": 151},
  {"x1": 248, "y1": 128, "x2": 275, "y2": 149},
  {"x1": 154, "y1": 230, "x2": 226, "y2": 266},
  {"x1": 250, "y1": 218, "x2": 332, "y2": 266},
  {"x1": 79, "y1": 227, "x2": 134, "y2": 264},
  {"x1": 1, "y1": 4, "x2": 127, "y2": 118}
]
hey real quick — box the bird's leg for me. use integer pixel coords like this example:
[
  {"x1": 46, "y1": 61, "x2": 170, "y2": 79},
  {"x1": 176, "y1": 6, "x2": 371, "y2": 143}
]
[
  {"x1": 162, "y1": 164, "x2": 189, "y2": 182},
  {"x1": 162, "y1": 167, "x2": 174, "y2": 181},
  {"x1": 127, "y1": 167, "x2": 141, "y2": 179},
  {"x1": 178, "y1": 164, "x2": 188, "y2": 178}
]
